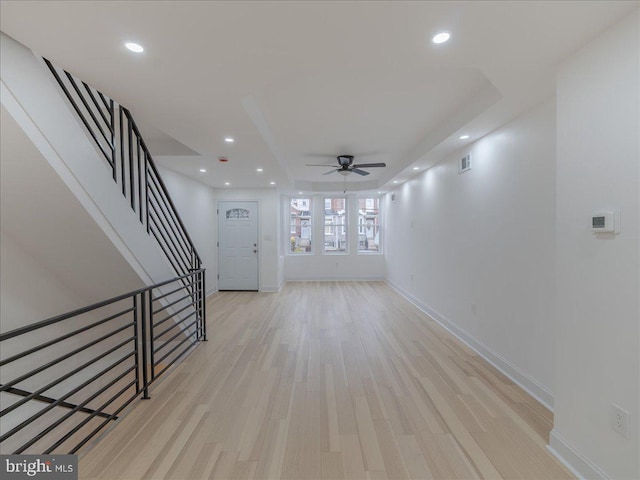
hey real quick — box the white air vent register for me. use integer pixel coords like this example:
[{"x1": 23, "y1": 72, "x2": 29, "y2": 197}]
[{"x1": 459, "y1": 154, "x2": 471, "y2": 173}]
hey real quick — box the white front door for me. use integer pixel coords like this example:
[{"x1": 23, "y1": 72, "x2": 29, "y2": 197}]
[{"x1": 218, "y1": 201, "x2": 259, "y2": 290}]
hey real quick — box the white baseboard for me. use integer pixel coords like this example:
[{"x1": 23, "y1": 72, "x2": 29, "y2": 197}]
[
  {"x1": 285, "y1": 276, "x2": 385, "y2": 282},
  {"x1": 548, "y1": 430, "x2": 608, "y2": 480},
  {"x1": 385, "y1": 280, "x2": 555, "y2": 411},
  {"x1": 260, "y1": 285, "x2": 281, "y2": 293}
]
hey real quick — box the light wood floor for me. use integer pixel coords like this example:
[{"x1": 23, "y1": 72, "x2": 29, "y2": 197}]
[{"x1": 80, "y1": 281, "x2": 574, "y2": 480}]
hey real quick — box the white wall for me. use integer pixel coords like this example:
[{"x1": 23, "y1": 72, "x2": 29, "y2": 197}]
[
  {"x1": 1, "y1": 233, "x2": 85, "y2": 331},
  {"x1": 152, "y1": 176, "x2": 387, "y2": 289},
  {"x1": 551, "y1": 12, "x2": 639, "y2": 480},
  {"x1": 1, "y1": 105, "x2": 145, "y2": 454},
  {"x1": 384, "y1": 98, "x2": 557, "y2": 407},
  {"x1": 157, "y1": 166, "x2": 217, "y2": 295},
  {"x1": 216, "y1": 188, "x2": 282, "y2": 292},
  {"x1": 283, "y1": 194, "x2": 386, "y2": 281},
  {"x1": 1, "y1": 32, "x2": 177, "y2": 290},
  {"x1": 0, "y1": 105, "x2": 143, "y2": 327},
  {"x1": 147, "y1": 171, "x2": 285, "y2": 293}
]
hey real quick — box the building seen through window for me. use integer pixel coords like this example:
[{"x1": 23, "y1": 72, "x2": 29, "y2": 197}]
[
  {"x1": 324, "y1": 197, "x2": 347, "y2": 253},
  {"x1": 288, "y1": 196, "x2": 380, "y2": 254},
  {"x1": 289, "y1": 198, "x2": 311, "y2": 253},
  {"x1": 358, "y1": 197, "x2": 380, "y2": 253}
]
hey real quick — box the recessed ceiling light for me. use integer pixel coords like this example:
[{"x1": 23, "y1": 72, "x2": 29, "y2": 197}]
[
  {"x1": 256, "y1": 168, "x2": 263, "y2": 172},
  {"x1": 378, "y1": 191, "x2": 383, "y2": 194},
  {"x1": 224, "y1": 182, "x2": 230, "y2": 186},
  {"x1": 224, "y1": 137, "x2": 235, "y2": 143},
  {"x1": 393, "y1": 180, "x2": 399, "y2": 184},
  {"x1": 413, "y1": 167, "x2": 420, "y2": 171},
  {"x1": 199, "y1": 168, "x2": 206, "y2": 173},
  {"x1": 270, "y1": 181, "x2": 276, "y2": 185},
  {"x1": 459, "y1": 135, "x2": 470, "y2": 140},
  {"x1": 432, "y1": 32, "x2": 450, "y2": 44},
  {"x1": 125, "y1": 42, "x2": 144, "y2": 53},
  {"x1": 298, "y1": 191, "x2": 303, "y2": 194}
]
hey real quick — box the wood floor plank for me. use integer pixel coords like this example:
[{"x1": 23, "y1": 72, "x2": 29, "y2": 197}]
[
  {"x1": 321, "y1": 451, "x2": 345, "y2": 480},
  {"x1": 149, "y1": 405, "x2": 209, "y2": 479},
  {"x1": 187, "y1": 442, "x2": 222, "y2": 480},
  {"x1": 354, "y1": 395, "x2": 386, "y2": 472},
  {"x1": 372, "y1": 419, "x2": 410, "y2": 480},
  {"x1": 78, "y1": 282, "x2": 574, "y2": 480},
  {"x1": 324, "y1": 364, "x2": 341, "y2": 453},
  {"x1": 395, "y1": 434, "x2": 434, "y2": 480},
  {"x1": 417, "y1": 376, "x2": 503, "y2": 479},
  {"x1": 340, "y1": 433, "x2": 367, "y2": 480},
  {"x1": 415, "y1": 432, "x2": 461, "y2": 479}
]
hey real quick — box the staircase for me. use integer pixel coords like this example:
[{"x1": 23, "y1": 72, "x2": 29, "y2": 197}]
[
  {"x1": 43, "y1": 57, "x2": 201, "y2": 279},
  {"x1": 0, "y1": 33, "x2": 206, "y2": 455}
]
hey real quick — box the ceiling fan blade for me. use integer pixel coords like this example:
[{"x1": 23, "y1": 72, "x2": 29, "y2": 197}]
[
  {"x1": 352, "y1": 162, "x2": 386, "y2": 168},
  {"x1": 306, "y1": 164, "x2": 338, "y2": 167},
  {"x1": 323, "y1": 169, "x2": 339, "y2": 175},
  {"x1": 351, "y1": 168, "x2": 370, "y2": 176}
]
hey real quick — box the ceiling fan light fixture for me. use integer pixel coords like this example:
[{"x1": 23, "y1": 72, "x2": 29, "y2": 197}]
[
  {"x1": 306, "y1": 154, "x2": 386, "y2": 176},
  {"x1": 337, "y1": 155, "x2": 354, "y2": 166}
]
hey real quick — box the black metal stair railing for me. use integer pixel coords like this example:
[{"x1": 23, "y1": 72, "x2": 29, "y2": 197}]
[
  {"x1": 0, "y1": 269, "x2": 206, "y2": 455},
  {"x1": 0, "y1": 58, "x2": 209, "y2": 455},
  {"x1": 0, "y1": 387, "x2": 115, "y2": 420},
  {"x1": 43, "y1": 58, "x2": 201, "y2": 279}
]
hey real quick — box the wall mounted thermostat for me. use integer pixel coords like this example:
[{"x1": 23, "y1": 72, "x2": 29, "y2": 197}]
[{"x1": 591, "y1": 210, "x2": 620, "y2": 234}]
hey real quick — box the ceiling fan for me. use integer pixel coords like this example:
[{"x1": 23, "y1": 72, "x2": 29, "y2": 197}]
[{"x1": 306, "y1": 155, "x2": 386, "y2": 176}]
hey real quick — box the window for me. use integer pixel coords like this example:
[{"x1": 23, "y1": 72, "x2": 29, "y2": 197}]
[
  {"x1": 289, "y1": 197, "x2": 312, "y2": 253},
  {"x1": 358, "y1": 197, "x2": 380, "y2": 253},
  {"x1": 324, "y1": 197, "x2": 347, "y2": 253}
]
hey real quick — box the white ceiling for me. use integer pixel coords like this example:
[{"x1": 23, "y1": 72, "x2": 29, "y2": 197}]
[{"x1": 1, "y1": 1, "x2": 636, "y2": 192}]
